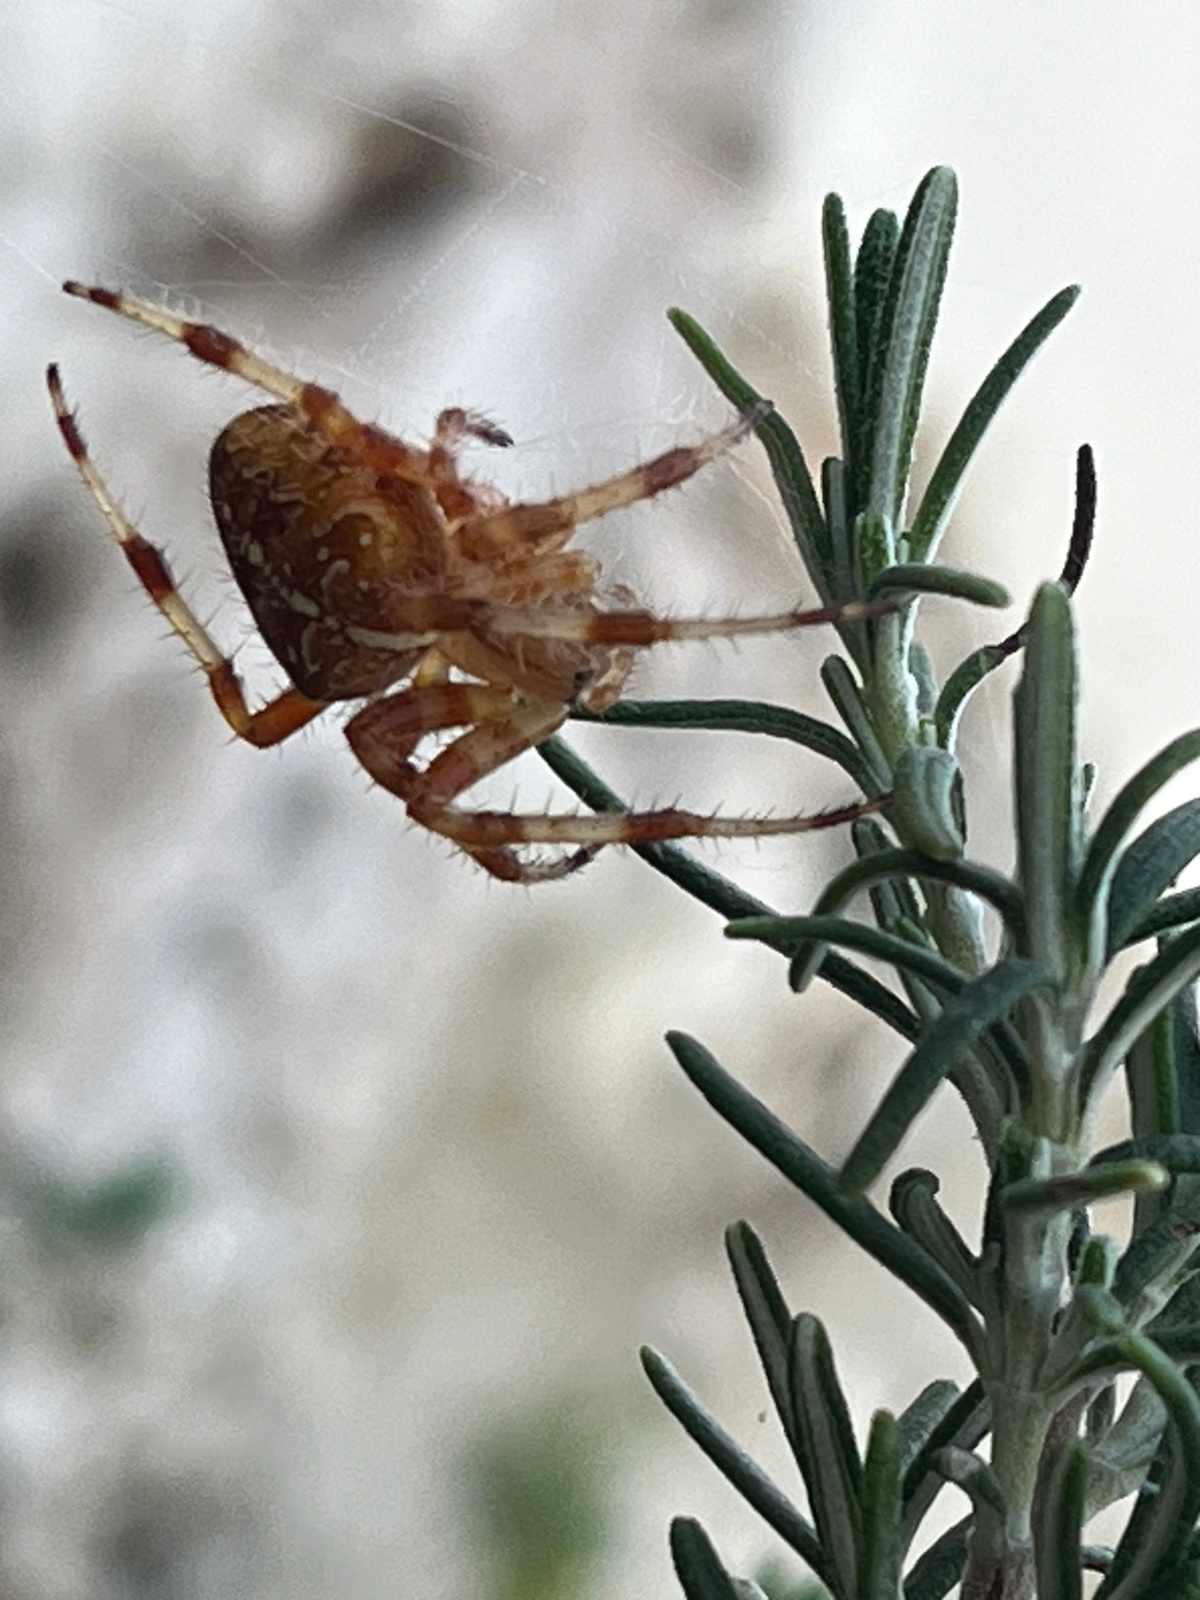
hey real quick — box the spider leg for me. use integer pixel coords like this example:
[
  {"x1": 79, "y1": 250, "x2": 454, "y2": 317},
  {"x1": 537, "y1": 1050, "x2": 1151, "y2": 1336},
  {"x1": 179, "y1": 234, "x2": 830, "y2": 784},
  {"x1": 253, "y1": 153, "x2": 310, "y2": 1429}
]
[
  {"x1": 346, "y1": 688, "x2": 593, "y2": 883},
  {"x1": 62, "y1": 282, "x2": 433, "y2": 484},
  {"x1": 336, "y1": 596, "x2": 892, "y2": 672},
  {"x1": 479, "y1": 595, "x2": 892, "y2": 648},
  {"x1": 48, "y1": 365, "x2": 325, "y2": 747},
  {"x1": 346, "y1": 681, "x2": 886, "y2": 883},
  {"x1": 458, "y1": 405, "x2": 765, "y2": 553}
]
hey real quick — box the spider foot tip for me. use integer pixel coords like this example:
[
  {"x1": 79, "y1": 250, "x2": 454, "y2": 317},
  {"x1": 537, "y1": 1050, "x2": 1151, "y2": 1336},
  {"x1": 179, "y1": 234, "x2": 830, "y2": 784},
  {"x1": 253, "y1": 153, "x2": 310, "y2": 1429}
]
[{"x1": 63, "y1": 281, "x2": 118, "y2": 311}]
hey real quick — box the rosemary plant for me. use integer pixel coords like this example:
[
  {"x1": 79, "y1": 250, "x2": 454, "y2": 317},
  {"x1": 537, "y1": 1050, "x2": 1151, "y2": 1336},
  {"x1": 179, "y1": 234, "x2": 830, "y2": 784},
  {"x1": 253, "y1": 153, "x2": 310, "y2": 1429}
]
[{"x1": 542, "y1": 168, "x2": 1200, "y2": 1600}]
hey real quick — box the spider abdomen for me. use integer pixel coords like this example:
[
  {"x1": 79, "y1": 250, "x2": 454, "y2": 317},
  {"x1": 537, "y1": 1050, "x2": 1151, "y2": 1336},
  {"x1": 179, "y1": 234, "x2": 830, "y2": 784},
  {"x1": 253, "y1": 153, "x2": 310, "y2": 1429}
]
[{"x1": 209, "y1": 405, "x2": 454, "y2": 699}]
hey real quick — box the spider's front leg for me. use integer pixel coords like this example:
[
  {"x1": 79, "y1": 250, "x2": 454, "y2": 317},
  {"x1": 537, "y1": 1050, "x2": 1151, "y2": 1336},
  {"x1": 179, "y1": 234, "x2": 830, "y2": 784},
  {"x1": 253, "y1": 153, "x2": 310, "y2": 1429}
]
[
  {"x1": 61, "y1": 282, "x2": 434, "y2": 483},
  {"x1": 459, "y1": 403, "x2": 767, "y2": 556}
]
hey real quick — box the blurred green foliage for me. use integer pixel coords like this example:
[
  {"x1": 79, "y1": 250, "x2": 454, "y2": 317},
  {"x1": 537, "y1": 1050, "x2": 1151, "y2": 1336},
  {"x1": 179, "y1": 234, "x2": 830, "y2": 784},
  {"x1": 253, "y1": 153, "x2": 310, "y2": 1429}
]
[{"x1": 460, "y1": 1394, "x2": 614, "y2": 1600}]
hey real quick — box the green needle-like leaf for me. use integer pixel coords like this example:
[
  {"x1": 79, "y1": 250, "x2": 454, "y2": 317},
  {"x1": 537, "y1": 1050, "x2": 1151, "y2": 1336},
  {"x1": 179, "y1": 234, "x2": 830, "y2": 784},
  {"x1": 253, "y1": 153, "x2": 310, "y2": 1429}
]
[
  {"x1": 866, "y1": 565, "x2": 1010, "y2": 609},
  {"x1": 727, "y1": 914, "x2": 971, "y2": 992},
  {"x1": 820, "y1": 656, "x2": 893, "y2": 787},
  {"x1": 908, "y1": 285, "x2": 1080, "y2": 563},
  {"x1": 934, "y1": 641, "x2": 1014, "y2": 750},
  {"x1": 1124, "y1": 1000, "x2": 1200, "y2": 1240},
  {"x1": 670, "y1": 1517, "x2": 744, "y2": 1600},
  {"x1": 1107, "y1": 799, "x2": 1200, "y2": 955},
  {"x1": 902, "y1": 1518, "x2": 971, "y2": 1600},
  {"x1": 1112, "y1": 888, "x2": 1200, "y2": 950},
  {"x1": 1100, "y1": 1328, "x2": 1200, "y2": 1597},
  {"x1": 890, "y1": 1169, "x2": 982, "y2": 1305},
  {"x1": 1091, "y1": 1134, "x2": 1200, "y2": 1175},
  {"x1": 1118, "y1": 1553, "x2": 1200, "y2": 1600},
  {"x1": 859, "y1": 1411, "x2": 904, "y2": 1600},
  {"x1": 889, "y1": 747, "x2": 967, "y2": 862},
  {"x1": 1079, "y1": 924, "x2": 1200, "y2": 1105},
  {"x1": 1078, "y1": 730, "x2": 1200, "y2": 932},
  {"x1": 790, "y1": 1314, "x2": 863, "y2": 1600},
  {"x1": 668, "y1": 307, "x2": 832, "y2": 591},
  {"x1": 896, "y1": 1381, "x2": 963, "y2": 1479},
  {"x1": 725, "y1": 1223, "x2": 804, "y2": 1470},
  {"x1": 1001, "y1": 1160, "x2": 1169, "y2": 1213},
  {"x1": 571, "y1": 697, "x2": 877, "y2": 793},
  {"x1": 1111, "y1": 1217, "x2": 1200, "y2": 1313},
  {"x1": 1034, "y1": 1438, "x2": 1087, "y2": 1600},
  {"x1": 900, "y1": 1381, "x2": 990, "y2": 1544},
  {"x1": 908, "y1": 640, "x2": 938, "y2": 718},
  {"x1": 838, "y1": 959, "x2": 1053, "y2": 1198},
  {"x1": 861, "y1": 167, "x2": 957, "y2": 531},
  {"x1": 824, "y1": 192, "x2": 860, "y2": 475},
  {"x1": 787, "y1": 849, "x2": 1026, "y2": 993},
  {"x1": 641, "y1": 1347, "x2": 833, "y2": 1584},
  {"x1": 1173, "y1": 988, "x2": 1200, "y2": 1134},
  {"x1": 854, "y1": 207, "x2": 901, "y2": 413},
  {"x1": 856, "y1": 509, "x2": 896, "y2": 589},
  {"x1": 667, "y1": 1034, "x2": 981, "y2": 1353},
  {"x1": 1013, "y1": 582, "x2": 1079, "y2": 981},
  {"x1": 823, "y1": 457, "x2": 860, "y2": 620}
]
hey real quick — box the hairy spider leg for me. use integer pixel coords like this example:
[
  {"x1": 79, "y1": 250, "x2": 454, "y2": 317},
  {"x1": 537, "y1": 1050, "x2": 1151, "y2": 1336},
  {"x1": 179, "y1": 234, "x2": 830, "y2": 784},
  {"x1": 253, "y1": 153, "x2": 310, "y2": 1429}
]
[
  {"x1": 345, "y1": 690, "x2": 593, "y2": 883},
  {"x1": 345, "y1": 655, "x2": 574, "y2": 885},
  {"x1": 63, "y1": 283, "x2": 764, "y2": 547},
  {"x1": 63, "y1": 281, "x2": 435, "y2": 485},
  {"x1": 455, "y1": 406, "x2": 769, "y2": 557},
  {"x1": 48, "y1": 364, "x2": 330, "y2": 747},
  {"x1": 346, "y1": 680, "x2": 887, "y2": 884},
  {"x1": 346, "y1": 596, "x2": 892, "y2": 659}
]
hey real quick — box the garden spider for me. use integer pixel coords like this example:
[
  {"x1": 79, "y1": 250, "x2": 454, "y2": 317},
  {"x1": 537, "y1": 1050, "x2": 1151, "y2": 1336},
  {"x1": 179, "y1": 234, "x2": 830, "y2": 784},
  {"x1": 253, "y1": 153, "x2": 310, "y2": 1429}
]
[{"x1": 49, "y1": 282, "x2": 885, "y2": 882}]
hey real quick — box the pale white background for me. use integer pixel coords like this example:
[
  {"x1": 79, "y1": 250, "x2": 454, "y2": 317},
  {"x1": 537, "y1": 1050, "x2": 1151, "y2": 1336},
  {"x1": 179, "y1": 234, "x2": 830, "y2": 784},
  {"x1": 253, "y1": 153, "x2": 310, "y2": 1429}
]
[{"x1": 0, "y1": 1, "x2": 1194, "y2": 1595}]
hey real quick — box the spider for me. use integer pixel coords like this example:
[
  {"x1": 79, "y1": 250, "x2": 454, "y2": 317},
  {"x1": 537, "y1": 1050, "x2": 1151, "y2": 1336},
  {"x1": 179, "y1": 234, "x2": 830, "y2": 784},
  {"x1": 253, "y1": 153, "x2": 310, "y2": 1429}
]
[{"x1": 49, "y1": 282, "x2": 886, "y2": 882}]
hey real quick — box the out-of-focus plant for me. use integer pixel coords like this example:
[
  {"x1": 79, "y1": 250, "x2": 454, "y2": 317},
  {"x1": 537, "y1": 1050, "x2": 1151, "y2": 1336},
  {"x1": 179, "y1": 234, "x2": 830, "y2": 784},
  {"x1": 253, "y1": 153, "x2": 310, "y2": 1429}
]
[
  {"x1": 460, "y1": 1394, "x2": 612, "y2": 1600},
  {"x1": 543, "y1": 168, "x2": 1200, "y2": 1600}
]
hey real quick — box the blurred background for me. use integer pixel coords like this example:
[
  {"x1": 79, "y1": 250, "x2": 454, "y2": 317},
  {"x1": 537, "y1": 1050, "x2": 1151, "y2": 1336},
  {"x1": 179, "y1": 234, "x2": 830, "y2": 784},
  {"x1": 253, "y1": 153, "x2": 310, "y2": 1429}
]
[{"x1": 1, "y1": 1, "x2": 1196, "y2": 1594}]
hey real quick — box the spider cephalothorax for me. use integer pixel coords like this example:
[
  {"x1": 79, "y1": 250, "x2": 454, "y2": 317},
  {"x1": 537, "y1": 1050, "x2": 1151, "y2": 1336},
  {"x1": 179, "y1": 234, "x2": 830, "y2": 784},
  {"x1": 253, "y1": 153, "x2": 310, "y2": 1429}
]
[{"x1": 50, "y1": 282, "x2": 884, "y2": 881}]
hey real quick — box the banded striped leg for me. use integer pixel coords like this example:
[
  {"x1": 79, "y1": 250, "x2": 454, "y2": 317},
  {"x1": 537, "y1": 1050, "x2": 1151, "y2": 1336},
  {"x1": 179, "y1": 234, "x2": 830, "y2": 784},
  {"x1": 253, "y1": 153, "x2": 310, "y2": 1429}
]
[
  {"x1": 345, "y1": 688, "x2": 594, "y2": 883},
  {"x1": 339, "y1": 599, "x2": 894, "y2": 697},
  {"x1": 62, "y1": 283, "x2": 764, "y2": 535},
  {"x1": 47, "y1": 365, "x2": 325, "y2": 747},
  {"x1": 476, "y1": 596, "x2": 891, "y2": 649},
  {"x1": 458, "y1": 405, "x2": 769, "y2": 557},
  {"x1": 62, "y1": 282, "x2": 434, "y2": 483},
  {"x1": 345, "y1": 684, "x2": 885, "y2": 883}
]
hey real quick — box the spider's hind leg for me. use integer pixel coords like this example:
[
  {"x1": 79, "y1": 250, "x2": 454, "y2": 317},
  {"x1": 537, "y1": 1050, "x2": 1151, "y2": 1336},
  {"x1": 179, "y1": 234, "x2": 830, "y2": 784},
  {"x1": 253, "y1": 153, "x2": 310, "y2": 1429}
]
[{"x1": 47, "y1": 364, "x2": 325, "y2": 747}]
